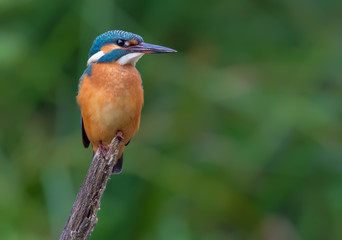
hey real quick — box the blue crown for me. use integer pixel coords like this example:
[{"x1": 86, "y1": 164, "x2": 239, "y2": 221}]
[{"x1": 88, "y1": 30, "x2": 144, "y2": 58}]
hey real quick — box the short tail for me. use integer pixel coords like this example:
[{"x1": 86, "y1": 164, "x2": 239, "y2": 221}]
[
  {"x1": 91, "y1": 152, "x2": 124, "y2": 174},
  {"x1": 112, "y1": 153, "x2": 123, "y2": 174}
]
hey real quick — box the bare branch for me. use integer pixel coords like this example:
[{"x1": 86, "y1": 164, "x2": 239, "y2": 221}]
[{"x1": 60, "y1": 137, "x2": 121, "y2": 240}]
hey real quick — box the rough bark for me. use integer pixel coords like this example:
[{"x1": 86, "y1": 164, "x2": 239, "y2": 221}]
[{"x1": 59, "y1": 137, "x2": 121, "y2": 240}]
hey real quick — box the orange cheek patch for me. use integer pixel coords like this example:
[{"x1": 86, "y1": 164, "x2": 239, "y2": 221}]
[
  {"x1": 128, "y1": 39, "x2": 138, "y2": 45},
  {"x1": 101, "y1": 44, "x2": 121, "y2": 54}
]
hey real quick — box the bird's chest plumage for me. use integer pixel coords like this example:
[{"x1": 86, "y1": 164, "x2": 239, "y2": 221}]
[{"x1": 77, "y1": 62, "x2": 144, "y2": 148}]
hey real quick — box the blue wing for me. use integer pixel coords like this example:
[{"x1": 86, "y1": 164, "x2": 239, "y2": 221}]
[{"x1": 81, "y1": 117, "x2": 90, "y2": 148}]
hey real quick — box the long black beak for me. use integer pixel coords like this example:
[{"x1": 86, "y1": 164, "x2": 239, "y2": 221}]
[{"x1": 129, "y1": 42, "x2": 177, "y2": 54}]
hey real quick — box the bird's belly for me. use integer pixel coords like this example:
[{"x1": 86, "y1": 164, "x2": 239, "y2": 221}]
[
  {"x1": 84, "y1": 88, "x2": 142, "y2": 149},
  {"x1": 77, "y1": 63, "x2": 144, "y2": 150},
  {"x1": 101, "y1": 100, "x2": 138, "y2": 131}
]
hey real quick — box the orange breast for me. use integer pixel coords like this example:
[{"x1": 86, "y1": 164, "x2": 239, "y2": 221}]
[{"x1": 77, "y1": 62, "x2": 144, "y2": 153}]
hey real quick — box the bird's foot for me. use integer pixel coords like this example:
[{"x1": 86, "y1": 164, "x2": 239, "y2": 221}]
[
  {"x1": 98, "y1": 141, "x2": 106, "y2": 157},
  {"x1": 116, "y1": 130, "x2": 124, "y2": 142}
]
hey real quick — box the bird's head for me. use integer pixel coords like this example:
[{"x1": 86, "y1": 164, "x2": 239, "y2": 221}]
[{"x1": 87, "y1": 30, "x2": 176, "y2": 66}]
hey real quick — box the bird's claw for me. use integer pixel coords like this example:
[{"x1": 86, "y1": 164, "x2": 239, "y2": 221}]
[
  {"x1": 98, "y1": 141, "x2": 106, "y2": 157},
  {"x1": 116, "y1": 130, "x2": 124, "y2": 142}
]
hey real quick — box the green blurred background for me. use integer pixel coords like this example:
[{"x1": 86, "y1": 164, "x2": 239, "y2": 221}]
[{"x1": 1, "y1": 0, "x2": 342, "y2": 239}]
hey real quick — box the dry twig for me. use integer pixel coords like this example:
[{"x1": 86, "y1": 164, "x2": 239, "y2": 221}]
[{"x1": 59, "y1": 137, "x2": 121, "y2": 240}]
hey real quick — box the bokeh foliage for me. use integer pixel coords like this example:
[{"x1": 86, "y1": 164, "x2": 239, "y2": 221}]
[{"x1": 0, "y1": 0, "x2": 342, "y2": 239}]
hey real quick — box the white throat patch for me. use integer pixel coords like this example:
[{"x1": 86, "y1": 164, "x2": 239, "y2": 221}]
[
  {"x1": 117, "y1": 53, "x2": 144, "y2": 66},
  {"x1": 87, "y1": 51, "x2": 105, "y2": 66}
]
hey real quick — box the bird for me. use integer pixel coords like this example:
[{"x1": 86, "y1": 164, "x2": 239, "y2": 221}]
[{"x1": 77, "y1": 30, "x2": 176, "y2": 174}]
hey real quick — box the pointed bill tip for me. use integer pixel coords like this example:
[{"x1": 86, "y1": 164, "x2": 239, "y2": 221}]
[{"x1": 129, "y1": 42, "x2": 177, "y2": 54}]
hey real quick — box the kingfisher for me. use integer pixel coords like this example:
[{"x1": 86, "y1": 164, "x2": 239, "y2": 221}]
[{"x1": 77, "y1": 30, "x2": 176, "y2": 173}]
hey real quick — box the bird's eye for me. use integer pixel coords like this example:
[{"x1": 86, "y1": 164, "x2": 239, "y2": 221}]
[{"x1": 116, "y1": 39, "x2": 125, "y2": 46}]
